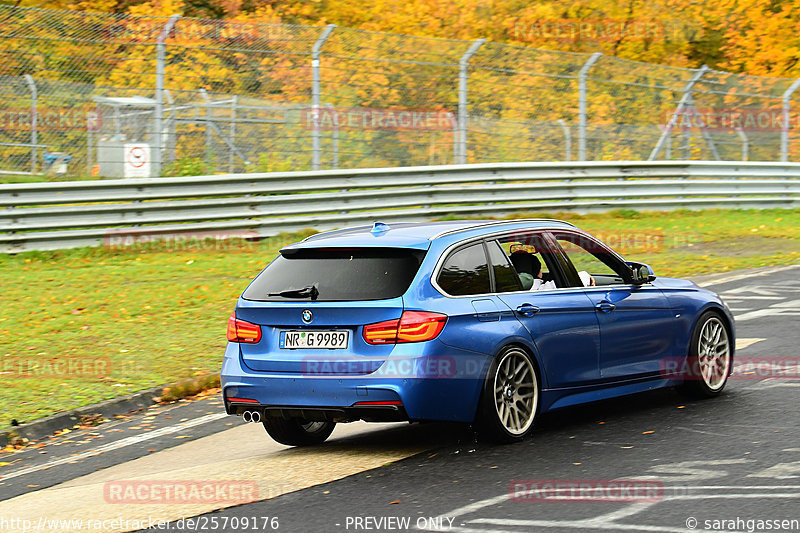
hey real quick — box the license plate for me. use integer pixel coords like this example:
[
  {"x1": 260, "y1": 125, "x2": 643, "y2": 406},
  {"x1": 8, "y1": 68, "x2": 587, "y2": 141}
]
[{"x1": 280, "y1": 330, "x2": 349, "y2": 349}]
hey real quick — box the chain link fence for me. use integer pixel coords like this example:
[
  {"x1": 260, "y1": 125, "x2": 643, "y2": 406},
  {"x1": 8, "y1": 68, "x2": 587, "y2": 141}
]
[{"x1": 2, "y1": 5, "x2": 800, "y2": 178}]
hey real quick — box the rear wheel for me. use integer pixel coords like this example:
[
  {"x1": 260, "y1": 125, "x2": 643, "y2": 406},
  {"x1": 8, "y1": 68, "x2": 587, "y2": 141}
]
[
  {"x1": 476, "y1": 346, "x2": 539, "y2": 443},
  {"x1": 680, "y1": 312, "x2": 732, "y2": 398},
  {"x1": 262, "y1": 418, "x2": 336, "y2": 446}
]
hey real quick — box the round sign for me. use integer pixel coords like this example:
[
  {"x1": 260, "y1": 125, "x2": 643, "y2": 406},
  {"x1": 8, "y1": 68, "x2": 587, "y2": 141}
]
[{"x1": 127, "y1": 146, "x2": 147, "y2": 168}]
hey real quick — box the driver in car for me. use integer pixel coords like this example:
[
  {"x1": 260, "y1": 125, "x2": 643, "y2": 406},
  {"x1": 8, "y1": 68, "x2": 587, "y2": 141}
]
[
  {"x1": 510, "y1": 250, "x2": 556, "y2": 290},
  {"x1": 510, "y1": 250, "x2": 594, "y2": 290}
]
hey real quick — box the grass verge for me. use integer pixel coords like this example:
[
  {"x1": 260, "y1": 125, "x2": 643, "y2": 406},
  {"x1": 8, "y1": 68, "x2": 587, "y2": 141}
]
[{"x1": 0, "y1": 208, "x2": 798, "y2": 428}]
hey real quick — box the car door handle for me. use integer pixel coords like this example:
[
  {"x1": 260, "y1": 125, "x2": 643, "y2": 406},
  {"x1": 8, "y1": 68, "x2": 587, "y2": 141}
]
[
  {"x1": 516, "y1": 303, "x2": 540, "y2": 317},
  {"x1": 595, "y1": 301, "x2": 616, "y2": 313}
]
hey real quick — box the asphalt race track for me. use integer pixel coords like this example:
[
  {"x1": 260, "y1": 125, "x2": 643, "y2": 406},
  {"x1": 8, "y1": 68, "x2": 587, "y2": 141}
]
[{"x1": 1, "y1": 264, "x2": 799, "y2": 533}]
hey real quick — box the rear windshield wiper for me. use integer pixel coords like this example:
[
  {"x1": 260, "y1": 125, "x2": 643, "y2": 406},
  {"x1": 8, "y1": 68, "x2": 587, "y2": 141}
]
[{"x1": 267, "y1": 285, "x2": 319, "y2": 300}]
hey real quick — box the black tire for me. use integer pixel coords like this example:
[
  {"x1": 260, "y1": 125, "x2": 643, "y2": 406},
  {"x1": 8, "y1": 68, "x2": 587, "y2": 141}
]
[
  {"x1": 679, "y1": 311, "x2": 733, "y2": 398},
  {"x1": 475, "y1": 346, "x2": 540, "y2": 443},
  {"x1": 262, "y1": 418, "x2": 336, "y2": 446}
]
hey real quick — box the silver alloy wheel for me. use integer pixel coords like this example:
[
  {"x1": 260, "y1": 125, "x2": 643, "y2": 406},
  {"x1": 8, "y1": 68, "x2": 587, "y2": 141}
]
[
  {"x1": 493, "y1": 348, "x2": 538, "y2": 435},
  {"x1": 697, "y1": 316, "x2": 731, "y2": 391}
]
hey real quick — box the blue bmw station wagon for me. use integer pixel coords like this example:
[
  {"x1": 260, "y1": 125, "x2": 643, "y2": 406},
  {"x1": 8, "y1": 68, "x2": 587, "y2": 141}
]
[{"x1": 222, "y1": 219, "x2": 735, "y2": 445}]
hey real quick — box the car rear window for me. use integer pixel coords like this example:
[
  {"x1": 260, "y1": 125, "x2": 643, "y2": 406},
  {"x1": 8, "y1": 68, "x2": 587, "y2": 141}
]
[
  {"x1": 436, "y1": 242, "x2": 491, "y2": 296},
  {"x1": 242, "y1": 248, "x2": 427, "y2": 302}
]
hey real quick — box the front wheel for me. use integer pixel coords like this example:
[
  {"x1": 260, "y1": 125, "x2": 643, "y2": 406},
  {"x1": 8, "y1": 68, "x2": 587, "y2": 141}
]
[
  {"x1": 476, "y1": 346, "x2": 539, "y2": 443},
  {"x1": 262, "y1": 418, "x2": 336, "y2": 446},
  {"x1": 680, "y1": 312, "x2": 732, "y2": 398}
]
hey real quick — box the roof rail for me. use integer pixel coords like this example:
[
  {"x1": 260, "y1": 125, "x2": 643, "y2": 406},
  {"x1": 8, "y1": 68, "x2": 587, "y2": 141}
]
[
  {"x1": 300, "y1": 218, "x2": 577, "y2": 243},
  {"x1": 428, "y1": 219, "x2": 577, "y2": 240},
  {"x1": 300, "y1": 221, "x2": 427, "y2": 242}
]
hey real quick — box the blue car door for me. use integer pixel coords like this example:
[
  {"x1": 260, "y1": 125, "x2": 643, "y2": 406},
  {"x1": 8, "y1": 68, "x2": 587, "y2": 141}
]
[
  {"x1": 489, "y1": 235, "x2": 602, "y2": 388},
  {"x1": 548, "y1": 231, "x2": 675, "y2": 380}
]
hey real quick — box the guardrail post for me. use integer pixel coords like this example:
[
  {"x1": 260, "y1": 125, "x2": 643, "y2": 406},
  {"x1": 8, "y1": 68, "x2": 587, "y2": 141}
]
[
  {"x1": 577, "y1": 53, "x2": 602, "y2": 162},
  {"x1": 649, "y1": 65, "x2": 709, "y2": 161},
  {"x1": 781, "y1": 78, "x2": 800, "y2": 161},
  {"x1": 557, "y1": 119, "x2": 571, "y2": 162},
  {"x1": 23, "y1": 74, "x2": 37, "y2": 174},
  {"x1": 155, "y1": 14, "x2": 181, "y2": 177},
  {"x1": 457, "y1": 39, "x2": 486, "y2": 165},
  {"x1": 312, "y1": 25, "x2": 336, "y2": 171}
]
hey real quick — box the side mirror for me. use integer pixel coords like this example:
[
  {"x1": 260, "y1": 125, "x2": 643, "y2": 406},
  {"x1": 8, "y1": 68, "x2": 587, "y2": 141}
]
[{"x1": 629, "y1": 262, "x2": 656, "y2": 285}]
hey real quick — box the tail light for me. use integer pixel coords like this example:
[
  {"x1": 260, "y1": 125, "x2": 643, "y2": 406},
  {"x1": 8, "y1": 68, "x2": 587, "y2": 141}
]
[
  {"x1": 227, "y1": 397, "x2": 259, "y2": 404},
  {"x1": 227, "y1": 313, "x2": 262, "y2": 343},
  {"x1": 363, "y1": 311, "x2": 447, "y2": 345}
]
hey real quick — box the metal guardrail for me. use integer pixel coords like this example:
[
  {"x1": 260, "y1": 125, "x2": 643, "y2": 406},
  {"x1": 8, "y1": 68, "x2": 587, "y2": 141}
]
[{"x1": 2, "y1": 161, "x2": 799, "y2": 253}]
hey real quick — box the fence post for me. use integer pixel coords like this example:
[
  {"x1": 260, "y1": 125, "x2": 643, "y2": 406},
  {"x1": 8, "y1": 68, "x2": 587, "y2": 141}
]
[
  {"x1": 736, "y1": 128, "x2": 749, "y2": 161},
  {"x1": 200, "y1": 88, "x2": 213, "y2": 166},
  {"x1": 164, "y1": 89, "x2": 176, "y2": 164},
  {"x1": 23, "y1": 74, "x2": 37, "y2": 174},
  {"x1": 649, "y1": 65, "x2": 708, "y2": 161},
  {"x1": 457, "y1": 39, "x2": 486, "y2": 165},
  {"x1": 557, "y1": 119, "x2": 571, "y2": 162},
  {"x1": 781, "y1": 78, "x2": 800, "y2": 161},
  {"x1": 324, "y1": 103, "x2": 339, "y2": 169},
  {"x1": 578, "y1": 52, "x2": 602, "y2": 162},
  {"x1": 312, "y1": 24, "x2": 336, "y2": 171},
  {"x1": 229, "y1": 95, "x2": 237, "y2": 173},
  {"x1": 155, "y1": 14, "x2": 181, "y2": 177}
]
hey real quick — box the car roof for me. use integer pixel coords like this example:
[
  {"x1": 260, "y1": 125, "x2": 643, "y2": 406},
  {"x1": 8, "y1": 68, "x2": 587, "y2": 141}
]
[{"x1": 281, "y1": 219, "x2": 578, "y2": 251}]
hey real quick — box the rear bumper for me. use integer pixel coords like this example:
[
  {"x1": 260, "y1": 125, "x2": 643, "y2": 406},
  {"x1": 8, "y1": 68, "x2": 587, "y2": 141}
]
[
  {"x1": 221, "y1": 342, "x2": 490, "y2": 423},
  {"x1": 226, "y1": 401, "x2": 408, "y2": 423}
]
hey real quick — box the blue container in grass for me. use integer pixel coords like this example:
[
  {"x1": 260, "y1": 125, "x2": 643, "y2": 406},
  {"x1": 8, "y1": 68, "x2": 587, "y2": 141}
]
[{"x1": 43, "y1": 152, "x2": 72, "y2": 176}]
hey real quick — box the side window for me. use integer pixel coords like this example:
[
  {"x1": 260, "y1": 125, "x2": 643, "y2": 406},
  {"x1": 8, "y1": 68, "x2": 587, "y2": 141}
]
[
  {"x1": 437, "y1": 243, "x2": 490, "y2": 296},
  {"x1": 487, "y1": 240, "x2": 522, "y2": 293},
  {"x1": 496, "y1": 231, "x2": 560, "y2": 288},
  {"x1": 553, "y1": 233, "x2": 629, "y2": 287}
]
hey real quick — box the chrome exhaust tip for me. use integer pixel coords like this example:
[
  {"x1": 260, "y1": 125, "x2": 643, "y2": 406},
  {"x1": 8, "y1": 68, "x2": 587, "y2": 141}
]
[
  {"x1": 242, "y1": 410, "x2": 252, "y2": 423},
  {"x1": 250, "y1": 410, "x2": 261, "y2": 423}
]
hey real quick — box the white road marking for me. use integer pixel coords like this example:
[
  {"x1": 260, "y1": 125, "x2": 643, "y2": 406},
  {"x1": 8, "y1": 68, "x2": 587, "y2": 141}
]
[
  {"x1": 673, "y1": 426, "x2": 732, "y2": 437},
  {"x1": 1, "y1": 412, "x2": 227, "y2": 481},
  {"x1": 735, "y1": 338, "x2": 765, "y2": 350},
  {"x1": 736, "y1": 309, "x2": 800, "y2": 322},
  {"x1": 722, "y1": 295, "x2": 784, "y2": 300},
  {"x1": 773, "y1": 299, "x2": 800, "y2": 308},
  {"x1": 627, "y1": 459, "x2": 752, "y2": 483},
  {"x1": 424, "y1": 486, "x2": 800, "y2": 533},
  {"x1": 696, "y1": 265, "x2": 800, "y2": 287},
  {"x1": 743, "y1": 380, "x2": 800, "y2": 389},
  {"x1": 748, "y1": 460, "x2": 800, "y2": 479}
]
